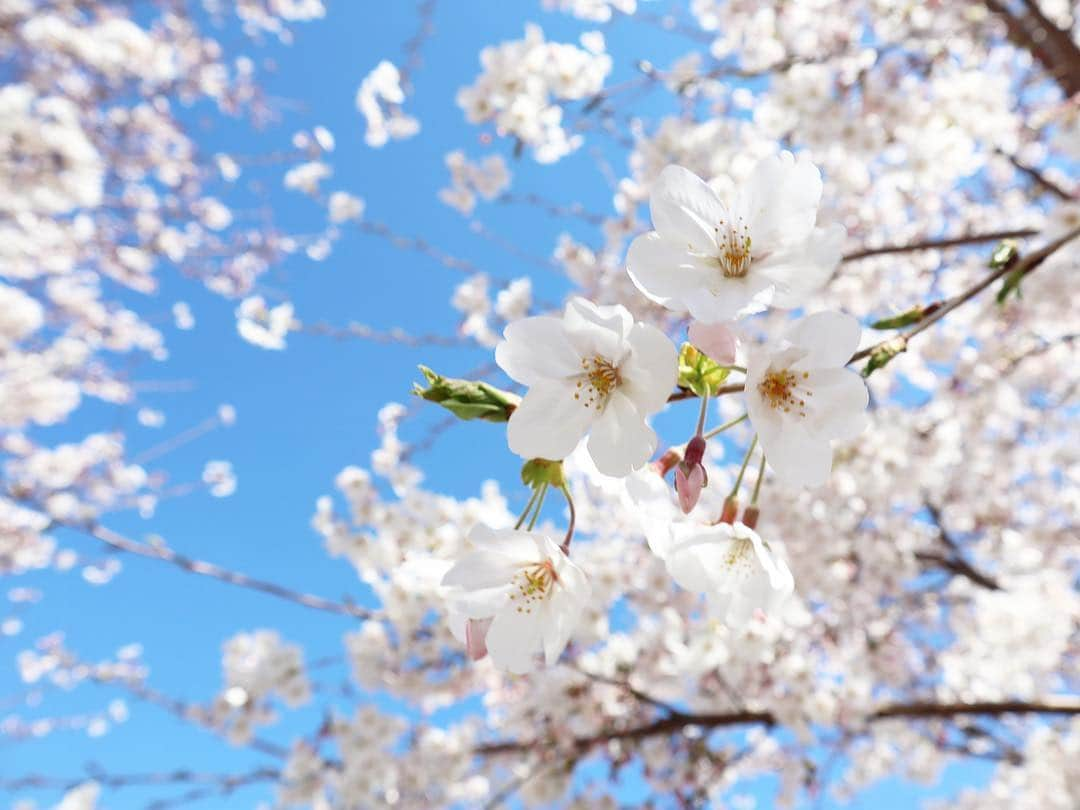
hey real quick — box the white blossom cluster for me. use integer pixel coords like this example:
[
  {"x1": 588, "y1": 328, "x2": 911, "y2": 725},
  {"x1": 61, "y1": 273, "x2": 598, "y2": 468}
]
[
  {"x1": 438, "y1": 151, "x2": 511, "y2": 215},
  {"x1": 216, "y1": 630, "x2": 311, "y2": 744},
  {"x1": 356, "y1": 60, "x2": 420, "y2": 148},
  {"x1": 457, "y1": 25, "x2": 612, "y2": 162}
]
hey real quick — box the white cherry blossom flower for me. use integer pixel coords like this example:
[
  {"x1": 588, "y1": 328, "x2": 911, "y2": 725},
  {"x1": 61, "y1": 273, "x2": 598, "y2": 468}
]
[
  {"x1": 440, "y1": 524, "x2": 589, "y2": 673},
  {"x1": 664, "y1": 521, "x2": 795, "y2": 625},
  {"x1": 626, "y1": 471, "x2": 793, "y2": 623},
  {"x1": 626, "y1": 155, "x2": 844, "y2": 322},
  {"x1": 496, "y1": 297, "x2": 677, "y2": 477},
  {"x1": 745, "y1": 311, "x2": 869, "y2": 488}
]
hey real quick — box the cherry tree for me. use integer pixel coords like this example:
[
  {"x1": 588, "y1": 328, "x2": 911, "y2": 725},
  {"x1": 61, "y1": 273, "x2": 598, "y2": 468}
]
[{"x1": 2, "y1": 0, "x2": 1080, "y2": 808}]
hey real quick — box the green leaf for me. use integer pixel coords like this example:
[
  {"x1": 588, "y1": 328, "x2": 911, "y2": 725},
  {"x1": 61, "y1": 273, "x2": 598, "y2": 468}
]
[
  {"x1": 871, "y1": 305, "x2": 933, "y2": 330},
  {"x1": 991, "y1": 240, "x2": 1024, "y2": 305},
  {"x1": 989, "y1": 239, "x2": 1020, "y2": 270},
  {"x1": 412, "y1": 366, "x2": 520, "y2": 422},
  {"x1": 678, "y1": 343, "x2": 731, "y2": 398},
  {"x1": 862, "y1": 337, "x2": 907, "y2": 378},
  {"x1": 521, "y1": 459, "x2": 565, "y2": 490}
]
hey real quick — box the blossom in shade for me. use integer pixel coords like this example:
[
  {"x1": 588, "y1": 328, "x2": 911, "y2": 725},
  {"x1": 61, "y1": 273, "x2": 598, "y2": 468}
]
[
  {"x1": 664, "y1": 521, "x2": 795, "y2": 624},
  {"x1": 626, "y1": 471, "x2": 793, "y2": 623},
  {"x1": 626, "y1": 155, "x2": 844, "y2": 323},
  {"x1": 496, "y1": 297, "x2": 677, "y2": 477},
  {"x1": 745, "y1": 310, "x2": 869, "y2": 488},
  {"x1": 441, "y1": 524, "x2": 589, "y2": 674}
]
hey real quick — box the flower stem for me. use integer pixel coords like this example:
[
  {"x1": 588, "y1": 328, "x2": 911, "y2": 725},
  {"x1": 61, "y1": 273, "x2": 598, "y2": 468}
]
[
  {"x1": 559, "y1": 484, "x2": 576, "y2": 553},
  {"x1": 703, "y1": 413, "x2": 747, "y2": 440},
  {"x1": 527, "y1": 483, "x2": 548, "y2": 531},
  {"x1": 514, "y1": 486, "x2": 541, "y2": 530},
  {"x1": 717, "y1": 364, "x2": 747, "y2": 374},
  {"x1": 751, "y1": 452, "x2": 767, "y2": 506},
  {"x1": 695, "y1": 390, "x2": 710, "y2": 436},
  {"x1": 728, "y1": 435, "x2": 758, "y2": 500}
]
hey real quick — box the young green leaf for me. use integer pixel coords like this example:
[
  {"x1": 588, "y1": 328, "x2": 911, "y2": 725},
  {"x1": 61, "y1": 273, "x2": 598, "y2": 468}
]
[
  {"x1": 678, "y1": 343, "x2": 731, "y2": 397},
  {"x1": 412, "y1": 366, "x2": 520, "y2": 422}
]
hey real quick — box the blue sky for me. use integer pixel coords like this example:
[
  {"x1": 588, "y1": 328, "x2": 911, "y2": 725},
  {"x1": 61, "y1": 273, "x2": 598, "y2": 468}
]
[{"x1": 1, "y1": 3, "x2": 999, "y2": 807}]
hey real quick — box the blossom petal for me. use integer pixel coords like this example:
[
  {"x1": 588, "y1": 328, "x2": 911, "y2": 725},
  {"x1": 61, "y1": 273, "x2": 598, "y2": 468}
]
[
  {"x1": 625, "y1": 232, "x2": 714, "y2": 309},
  {"x1": 738, "y1": 152, "x2": 822, "y2": 252},
  {"x1": 441, "y1": 550, "x2": 518, "y2": 591},
  {"x1": 755, "y1": 223, "x2": 844, "y2": 309},
  {"x1": 469, "y1": 524, "x2": 543, "y2": 561},
  {"x1": 804, "y1": 368, "x2": 869, "y2": 440},
  {"x1": 485, "y1": 601, "x2": 543, "y2": 673},
  {"x1": 683, "y1": 272, "x2": 774, "y2": 324},
  {"x1": 649, "y1": 164, "x2": 723, "y2": 253},
  {"x1": 786, "y1": 310, "x2": 862, "y2": 369},
  {"x1": 586, "y1": 391, "x2": 657, "y2": 477},
  {"x1": 495, "y1": 315, "x2": 581, "y2": 386},
  {"x1": 562, "y1": 297, "x2": 632, "y2": 362},
  {"x1": 621, "y1": 322, "x2": 678, "y2": 416},
  {"x1": 506, "y1": 380, "x2": 593, "y2": 462},
  {"x1": 761, "y1": 423, "x2": 833, "y2": 488},
  {"x1": 687, "y1": 321, "x2": 737, "y2": 365}
]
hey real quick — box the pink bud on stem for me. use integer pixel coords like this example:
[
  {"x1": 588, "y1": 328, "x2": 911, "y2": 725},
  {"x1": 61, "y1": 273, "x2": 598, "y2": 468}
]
[{"x1": 675, "y1": 434, "x2": 708, "y2": 514}]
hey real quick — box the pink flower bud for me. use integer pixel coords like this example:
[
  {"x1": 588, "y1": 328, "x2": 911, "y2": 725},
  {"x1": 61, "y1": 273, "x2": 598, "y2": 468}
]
[
  {"x1": 688, "y1": 321, "x2": 737, "y2": 365},
  {"x1": 676, "y1": 462, "x2": 706, "y2": 514},
  {"x1": 465, "y1": 617, "x2": 492, "y2": 661}
]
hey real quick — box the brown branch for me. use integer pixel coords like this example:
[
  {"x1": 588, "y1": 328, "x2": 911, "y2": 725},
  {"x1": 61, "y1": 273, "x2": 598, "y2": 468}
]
[
  {"x1": 475, "y1": 698, "x2": 1080, "y2": 757},
  {"x1": 0, "y1": 768, "x2": 279, "y2": 794},
  {"x1": 77, "y1": 521, "x2": 372, "y2": 621},
  {"x1": 916, "y1": 502, "x2": 1002, "y2": 591},
  {"x1": 1001, "y1": 151, "x2": 1075, "y2": 200},
  {"x1": 850, "y1": 224, "x2": 1080, "y2": 364},
  {"x1": 983, "y1": 0, "x2": 1080, "y2": 96},
  {"x1": 841, "y1": 229, "x2": 1038, "y2": 262}
]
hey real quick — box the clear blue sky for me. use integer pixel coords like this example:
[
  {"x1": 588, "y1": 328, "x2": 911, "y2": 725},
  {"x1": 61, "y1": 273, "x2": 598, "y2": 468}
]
[{"x1": 2, "y1": 3, "x2": 995, "y2": 807}]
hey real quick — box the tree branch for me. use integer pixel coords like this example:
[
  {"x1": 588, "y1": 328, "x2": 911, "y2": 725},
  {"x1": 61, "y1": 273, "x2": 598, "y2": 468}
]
[
  {"x1": 76, "y1": 521, "x2": 372, "y2": 621},
  {"x1": 841, "y1": 229, "x2": 1038, "y2": 262},
  {"x1": 915, "y1": 501, "x2": 1002, "y2": 591},
  {"x1": 475, "y1": 698, "x2": 1080, "y2": 757}
]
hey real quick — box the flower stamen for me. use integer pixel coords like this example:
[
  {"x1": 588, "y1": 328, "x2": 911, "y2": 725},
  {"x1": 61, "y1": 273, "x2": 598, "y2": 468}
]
[
  {"x1": 715, "y1": 216, "x2": 752, "y2": 278},
  {"x1": 757, "y1": 369, "x2": 812, "y2": 417},
  {"x1": 574, "y1": 356, "x2": 620, "y2": 409},
  {"x1": 508, "y1": 560, "x2": 559, "y2": 614}
]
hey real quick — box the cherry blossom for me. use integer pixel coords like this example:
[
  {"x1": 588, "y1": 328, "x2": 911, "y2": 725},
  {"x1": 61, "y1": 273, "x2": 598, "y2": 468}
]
[
  {"x1": 745, "y1": 311, "x2": 869, "y2": 488},
  {"x1": 626, "y1": 156, "x2": 845, "y2": 322},
  {"x1": 440, "y1": 524, "x2": 590, "y2": 673},
  {"x1": 496, "y1": 297, "x2": 677, "y2": 476}
]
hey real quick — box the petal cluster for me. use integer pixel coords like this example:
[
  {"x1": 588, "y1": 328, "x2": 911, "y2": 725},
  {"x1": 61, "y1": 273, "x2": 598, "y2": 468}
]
[
  {"x1": 441, "y1": 524, "x2": 590, "y2": 674},
  {"x1": 745, "y1": 311, "x2": 869, "y2": 488},
  {"x1": 627, "y1": 155, "x2": 844, "y2": 323},
  {"x1": 496, "y1": 297, "x2": 677, "y2": 477}
]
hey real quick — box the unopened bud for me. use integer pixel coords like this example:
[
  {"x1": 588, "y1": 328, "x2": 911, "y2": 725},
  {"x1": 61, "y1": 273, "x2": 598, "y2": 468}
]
[{"x1": 675, "y1": 463, "x2": 706, "y2": 514}]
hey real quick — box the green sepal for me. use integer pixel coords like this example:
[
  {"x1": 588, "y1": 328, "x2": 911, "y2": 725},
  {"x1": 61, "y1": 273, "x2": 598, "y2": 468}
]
[
  {"x1": 412, "y1": 366, "x2": 520, "y2": 422},
  {"x1": 521, "y1": 459, "x2": 565, "y2": 490},
  {"x1": 678, "y1": 343, "x2": 730, "y2": 397}
]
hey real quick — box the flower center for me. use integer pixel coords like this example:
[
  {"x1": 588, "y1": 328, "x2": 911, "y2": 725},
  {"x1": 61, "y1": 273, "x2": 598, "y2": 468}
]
[
  {"x1": 508, "y1": 560, "x2": 558, "y2": 614},
  {"x1": 757, "y1": 368, "x2": 812, "y2": 418},
  {"x1": 724, "y1": 537, "x2": 755, "y2": 575},
  {"x1": 574, "y1": 356, "x2": 620, "y2": 409},
  {"x1": 715, "y1": 216, "x2": 752, "y2": 278}
]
